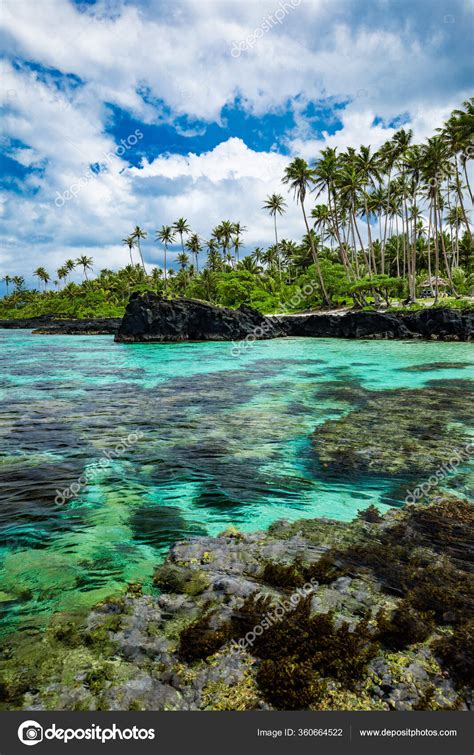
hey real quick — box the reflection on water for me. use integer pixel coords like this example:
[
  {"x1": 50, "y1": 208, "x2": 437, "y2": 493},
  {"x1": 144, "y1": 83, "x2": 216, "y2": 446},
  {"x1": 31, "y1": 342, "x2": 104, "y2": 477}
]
[{"x1": 0, "y1": 329, "x2": 472, "y2": 637}]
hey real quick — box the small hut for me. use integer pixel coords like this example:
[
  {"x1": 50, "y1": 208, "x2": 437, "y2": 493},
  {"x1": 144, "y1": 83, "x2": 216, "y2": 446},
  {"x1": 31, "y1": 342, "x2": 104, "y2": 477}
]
[{"x1": 419, "y1": 276, "x2": 449, "y2": 297}]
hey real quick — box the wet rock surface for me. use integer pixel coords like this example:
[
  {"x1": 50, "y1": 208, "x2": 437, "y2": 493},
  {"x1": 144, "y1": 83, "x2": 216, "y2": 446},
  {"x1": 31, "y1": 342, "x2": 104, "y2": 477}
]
[{"x1": 1, "y1": 497, "x2": 471, "y2": 712}]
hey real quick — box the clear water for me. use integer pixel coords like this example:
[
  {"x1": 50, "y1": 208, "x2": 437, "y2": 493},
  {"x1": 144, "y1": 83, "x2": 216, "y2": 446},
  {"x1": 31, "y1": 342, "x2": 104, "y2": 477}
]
[{"x1": 0, "y1": 329, "x2": 472, "y2": 638}]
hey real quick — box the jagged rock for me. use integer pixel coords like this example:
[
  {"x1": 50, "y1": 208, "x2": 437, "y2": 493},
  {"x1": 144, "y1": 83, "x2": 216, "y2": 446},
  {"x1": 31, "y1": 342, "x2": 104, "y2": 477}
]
[{"x1": 115, "y1": 293, "x2": 286, "y2": 342}]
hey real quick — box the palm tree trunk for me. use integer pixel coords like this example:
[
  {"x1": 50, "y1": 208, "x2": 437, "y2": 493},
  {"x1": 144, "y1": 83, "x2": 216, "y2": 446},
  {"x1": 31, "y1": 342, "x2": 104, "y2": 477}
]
[
  {"x1": 433, "y1": 196, "x2": 440, "y2": 304},
  {"x1": 364, "y1": 197, "x2": 376, "y2": 274},
  {"x1": 301, "y1": 201, "x2": 330, "y2": 305},
  {"x1": 454, "y1": 158, "x2": 472, "y2": 239},
  {"x1": 427, "y1": 204, "x2": 432, "y2": 281},
  {"x1": 462, "y1": 159, "x2": 473, "y2": 203},
  {"x1": 137, "y1": 240, "x2": 146, "y2": 271},
  {"x1": 436, "y1": 203, "x2": 457, "y2": 295},
  {"x1": 164, "y1": 244, "x2": 167, "y2": 289},
  {"x1": 329, "y1": 189, "x2": 353, "y2": 276}
]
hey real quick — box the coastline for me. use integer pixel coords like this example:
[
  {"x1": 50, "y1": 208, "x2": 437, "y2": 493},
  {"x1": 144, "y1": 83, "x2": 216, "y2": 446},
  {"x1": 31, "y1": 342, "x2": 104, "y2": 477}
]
[{"x1": 1, "y1": 300, "x2": 472, "y2": 341}]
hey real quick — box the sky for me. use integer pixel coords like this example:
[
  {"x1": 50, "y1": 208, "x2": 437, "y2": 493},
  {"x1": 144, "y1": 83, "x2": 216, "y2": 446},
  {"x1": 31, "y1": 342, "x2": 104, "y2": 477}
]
[{"x1": 0, "y1": 0, "x2": 472, "y2": 288}]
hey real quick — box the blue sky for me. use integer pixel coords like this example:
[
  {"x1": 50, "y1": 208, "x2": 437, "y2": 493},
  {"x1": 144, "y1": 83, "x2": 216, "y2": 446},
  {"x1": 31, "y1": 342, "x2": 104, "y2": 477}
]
[{"x1": 0, "y1": 0, "x2": 472, "y2": 288}]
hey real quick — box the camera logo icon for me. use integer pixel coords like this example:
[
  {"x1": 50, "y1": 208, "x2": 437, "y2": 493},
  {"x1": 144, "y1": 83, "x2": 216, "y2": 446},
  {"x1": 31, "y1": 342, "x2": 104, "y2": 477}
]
[{"x1": 18, "y1": 720, "x2": 44, "y2": 746}]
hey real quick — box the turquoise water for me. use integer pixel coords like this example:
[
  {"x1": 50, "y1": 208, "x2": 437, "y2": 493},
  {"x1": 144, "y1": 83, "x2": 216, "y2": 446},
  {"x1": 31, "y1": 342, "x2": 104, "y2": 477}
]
[{"x1": 0, "y1": 329, "x2": 473, "y2": 637}]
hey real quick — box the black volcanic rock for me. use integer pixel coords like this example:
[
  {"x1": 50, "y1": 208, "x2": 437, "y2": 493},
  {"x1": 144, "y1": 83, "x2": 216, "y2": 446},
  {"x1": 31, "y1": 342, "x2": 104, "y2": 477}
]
[
  {"x1": 281, "y1": 307, "x2": 473, "y2": 341},
  {"x1": 0, "y1": 315, "x2": 121, "y2": 336},
  {"x1": 402, "y1": 307, "x2": 474, "y2": 340},
  {"x1": 281, "y1": 311, "x2": 412, "y2": 339},
  {"x1": 0, "y1": 315, "x2": 121, "y2": 334},
  {"x1": 115, "y1": 293, "x2": 287, "y2": 343}
]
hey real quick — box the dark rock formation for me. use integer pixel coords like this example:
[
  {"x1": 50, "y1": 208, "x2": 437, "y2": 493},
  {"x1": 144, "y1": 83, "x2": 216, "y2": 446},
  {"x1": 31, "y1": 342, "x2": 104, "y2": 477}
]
[
  {"x1": 0, "y1": 315, "x2": 121, "y2": 334},
  {"x1": 115, "y1": 293, "x2": 286, "y2": 343},
  {"x1": 282, "y1": 307, "x2": 473, "y2": 340},
  {"x1": 282, "y1": 311, "x2": 412, "y2": 339}
]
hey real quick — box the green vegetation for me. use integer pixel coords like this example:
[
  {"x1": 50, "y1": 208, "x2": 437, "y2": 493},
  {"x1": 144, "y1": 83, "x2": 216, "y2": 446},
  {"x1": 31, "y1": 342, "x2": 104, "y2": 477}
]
[{"x1": 1, "y1": 100, "x2": 472, "y2": 319}]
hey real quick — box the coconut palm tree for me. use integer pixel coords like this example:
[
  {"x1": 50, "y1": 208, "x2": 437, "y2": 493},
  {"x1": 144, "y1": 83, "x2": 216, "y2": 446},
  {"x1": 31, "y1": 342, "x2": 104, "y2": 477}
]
[
  {"x1": 313, "y1": 147, "x2": 352, "y2": 274},
  {"x1": 185, "y1": 233, "x2": 202, "y2": 273},
  {"x1": 231, "y1": 222, "x2": 246, "y2": 266},
  {"x1": 57, "y1": 266, "x2": 68, "y2": 289},
  {"x1": 76, "y1": 255, "x2": 93, "y2": 281},
  {"x1": 282, "y1": 157, "x2": 330, "y2": 305},
  {"x1": 65, "y1": 259, "x2": 76, "y2": 282},
  {"x1": 173, "y1": 218, "x2": 191, "y2": 253},
  {"x1": 122, "y1": 236, "x2": 135, "y2": 266},
  {"x1": 132, "y1": 226, "x2": 147, "y2": 271},
  {"x1": 155, "y1": 225, "x2": 176, "y2": 286},
  {"x1": 12, "y1": 276, "x2": 24, "y2": 291},
  {"x1": 213, "y1": 221, "x2": 234, "y2": 265},
  {"x1": 177, "y1": 252, "x2": 189, "y2": 270},
  {"x1": 2, "y1": 275, "x2": 12, "y2": 295},
  {"x1": 355, "y1": 145, "x2": 382, "y2": 274},
  {"x1": 263, "y1": 194, "x2": 286, "y2": 275},
  {"x1": 33, "y1": 267, "x2": 50, "y2": 290}
]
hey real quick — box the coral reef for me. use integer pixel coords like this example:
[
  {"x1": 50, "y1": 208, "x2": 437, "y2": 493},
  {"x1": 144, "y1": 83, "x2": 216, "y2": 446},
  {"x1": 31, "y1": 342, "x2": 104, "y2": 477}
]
[{"x1": 0, "y1": 495, "x2": 472, "y2": 712}]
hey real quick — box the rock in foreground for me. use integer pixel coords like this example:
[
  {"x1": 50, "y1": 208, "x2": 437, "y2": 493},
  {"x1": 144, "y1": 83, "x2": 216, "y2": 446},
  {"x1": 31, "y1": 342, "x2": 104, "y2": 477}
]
[
  {"x1": 115, "y1": 293, "x2": 286, "y2": 342},
  {"x1": 2, "y1": 497, "x2": 472, "y2": 712}
]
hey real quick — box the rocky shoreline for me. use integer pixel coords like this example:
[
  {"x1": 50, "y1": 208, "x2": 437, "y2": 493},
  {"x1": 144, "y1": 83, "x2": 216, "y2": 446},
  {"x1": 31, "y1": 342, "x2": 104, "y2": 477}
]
[
  {"x1": 1, "y1": 298, "x2": 472, "y2": 341},
  {"x1": 0, "y1": 314, "x2": 121, "y2": 335},
  {"x1": 115, "y1": 294, "x2": 473, "y2": 343},
  {"x1": 1, "y1": 495, "x2": 472, "y2": 712}
]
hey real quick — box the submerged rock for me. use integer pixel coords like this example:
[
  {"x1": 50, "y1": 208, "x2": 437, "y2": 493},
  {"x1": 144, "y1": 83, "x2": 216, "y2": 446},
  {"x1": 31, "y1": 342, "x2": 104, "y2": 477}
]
[
  {"x1": 2, "y1": 496, "x2": 471, "y2": 712},
  {"x1": 115, "y1": 293, "x2": 286, "y2": 343},
  {"x1": 313, "y1": 381, "x2": 473, "y2": 476}
]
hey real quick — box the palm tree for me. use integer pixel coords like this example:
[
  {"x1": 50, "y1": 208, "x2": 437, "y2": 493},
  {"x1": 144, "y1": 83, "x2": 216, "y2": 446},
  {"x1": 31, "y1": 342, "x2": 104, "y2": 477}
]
[
  {"x1": 282, "y1": 157, "x2": 330, "y2": 305},
  {"x1": 2, "y1": 274, "x2": 12, "y2": 295},
  {"x1": 76, "y1": 255, "x2": 93, "y2": 280},
  {"x1": 57, "y1": 266, "x2": 68, "y2": 289},
  {"x1": 65, "y1": 259, "x2": 76, "y2": 282},
  {"x1": 12, "y1": 276, "x2": 24, "y2": 291},
  {"x1": 132, "y1": 226, "x2": 147, "y2": 271},
  {"x1": 177, "y1": 252, "x2": 189, "y2": 270},
  {"x1": 173, "y1": 218, "x2": 191, "y2": 253},
  {"x1": 33, "y1": 267, "x2": 50, "y2": 290},
  {"x1": 213, "y1": 221, "x2": 234, "y2": 265},
  {"x1": 313, "y1": 147, "x2": 353, "y2": 271},
  {"x1": 263, "y1": 194, "x2": 286, "y2": 275},
  {"x1": 185, "y1": 233, "x2": 202, "y2": 273},
  {"x1": 251, "y1": 247, "x2": 265, "y2": 267},
  {"x1": 122, "y1": 236, "x2": 135, "y2": 265},
  {"x1": 155, "y1": 225, "x2": 176, "y2": 286}
]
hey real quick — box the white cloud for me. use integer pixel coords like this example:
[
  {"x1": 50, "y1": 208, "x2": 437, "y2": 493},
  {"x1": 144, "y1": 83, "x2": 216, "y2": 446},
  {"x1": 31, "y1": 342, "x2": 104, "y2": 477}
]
[{"x1": 0, "y1": 0, "x2": 470, "y2": 284}]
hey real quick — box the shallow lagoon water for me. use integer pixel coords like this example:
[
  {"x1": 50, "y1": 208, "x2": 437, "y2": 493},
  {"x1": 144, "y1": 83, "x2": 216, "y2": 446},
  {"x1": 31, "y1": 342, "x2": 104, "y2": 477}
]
[{"x1": 0, "y1": 329, "x2": 472, "y2": 637}]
